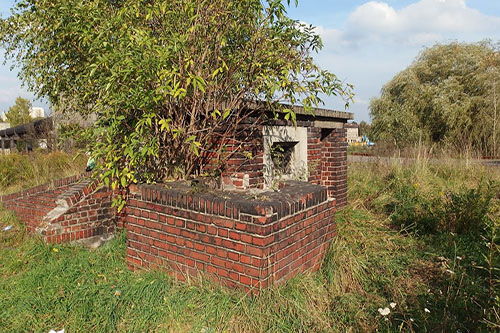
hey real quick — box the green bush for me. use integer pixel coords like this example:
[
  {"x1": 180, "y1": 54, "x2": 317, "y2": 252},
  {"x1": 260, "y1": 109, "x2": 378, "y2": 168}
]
[
  {"x1": 385, "y1": 169, "x2": 443, "y2": 234},
  {"x1": 385, "y1": 169, "x2": 498, "y2": 236},
  {"x1": 443, "y1": 181, "x2": 498, "y2": 235}
]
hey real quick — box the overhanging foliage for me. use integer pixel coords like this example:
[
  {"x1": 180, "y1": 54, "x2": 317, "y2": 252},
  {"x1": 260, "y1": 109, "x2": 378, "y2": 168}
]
[{"x1": 0, "y1": 0, "x2": 353, "y2": 208}]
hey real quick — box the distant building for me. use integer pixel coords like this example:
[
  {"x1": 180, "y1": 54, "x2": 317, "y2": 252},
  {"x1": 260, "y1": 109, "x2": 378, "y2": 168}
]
[
  {"x1": 345, "y1": 122, "x2": 362, "y2": 144},
  {"x1": 0, "y1": 106, "x2": 45, "y2": 123},
  {"x1": 30, "y1": 107, "x2": 45, "y2": 119}
]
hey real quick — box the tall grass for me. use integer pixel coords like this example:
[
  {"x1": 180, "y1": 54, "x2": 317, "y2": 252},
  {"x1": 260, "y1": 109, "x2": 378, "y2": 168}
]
[
  {"x1": 0, "y1": 151, "x2": 86, "y2": 195},
  {"x1": 349, "y1": 160, "x2": 500, "y2": 330}
]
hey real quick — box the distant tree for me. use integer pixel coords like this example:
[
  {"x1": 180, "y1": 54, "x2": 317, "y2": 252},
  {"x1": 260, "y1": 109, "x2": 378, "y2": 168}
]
[
  {"x1": 359, "y1": 120, "x2": 371, "y2": 138},
  {"x1": 5, "y1": 96, "x2": 32, "y2": 126},
  {"x1": 370, "y1": 42, "x2": 500, "y2": 155},
  {"x1": 0, "y1": 0, "x2": 352, "y2": 208}
]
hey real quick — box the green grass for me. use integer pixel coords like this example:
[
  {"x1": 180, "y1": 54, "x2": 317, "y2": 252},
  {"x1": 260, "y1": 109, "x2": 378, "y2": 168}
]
[
  {"x1": 0, "y1": 155, "x2": 499, "y2": 331},
  {"x1": 0, "y1": 202, "x2": 447, "y2": 332}
]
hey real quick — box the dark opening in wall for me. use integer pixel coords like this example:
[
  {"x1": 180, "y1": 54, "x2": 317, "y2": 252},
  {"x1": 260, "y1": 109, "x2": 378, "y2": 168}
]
[
  {"x1": 321, "y1": 128, "x2": 334, "y2": 141},
  {"x1": 271, "y1": 141, "x2": 297, "y2": 175}
]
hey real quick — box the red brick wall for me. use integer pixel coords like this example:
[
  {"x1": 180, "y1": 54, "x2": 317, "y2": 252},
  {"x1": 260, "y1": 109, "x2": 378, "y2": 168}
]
[
  {"x1": 207, "y1": 122, "x2": 349, "y2": 208},
  {"x1": 40, "y1": 186, "x2": 116, "y2": 243},
  {"x1": 0, "y1": 173, "x2": 89, "y2": 232},
  {"x1": 321, "y1": 128, "x2": 348, "y2": 208},
  {"x1": 307, "y1": 127, "x2": 322, "y2": 185},
  {"x1": 125, "y1": 181, "x2": 336, "y2": 291},
  {"x1": 202, "y1": 127, "x2": 265, "y2": 190},
  {"x1": 0, "y1": 173, "x2": 116, "y2": 243}
]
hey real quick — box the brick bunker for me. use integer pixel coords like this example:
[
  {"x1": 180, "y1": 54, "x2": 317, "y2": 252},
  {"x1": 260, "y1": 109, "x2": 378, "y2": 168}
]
[
  {"x1": 125, "y1": 181, "x2": 335, "y2": 289},
  {"x1": 0, "y1": 105, "x2": 353, "y2": 290}
]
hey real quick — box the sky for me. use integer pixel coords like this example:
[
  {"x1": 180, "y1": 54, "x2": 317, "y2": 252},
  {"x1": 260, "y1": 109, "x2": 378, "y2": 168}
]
[{"x1": 1, "y1": 0, "x2": 500, "y2": 122}]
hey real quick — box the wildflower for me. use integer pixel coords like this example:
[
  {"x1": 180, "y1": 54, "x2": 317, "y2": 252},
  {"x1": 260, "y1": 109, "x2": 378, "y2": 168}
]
[
  {"x1": 378, "y1": 307, "x2": 391, "y2": 316},
  {"x1": 424, "y1": 308, "x2": 431, "y2": 313},
  {"x1": 390, "y1": 302, "x2": 397, "y2": 309},
  {"x1": 52, "y1": 248, "x2": 59, "y2": 253}
]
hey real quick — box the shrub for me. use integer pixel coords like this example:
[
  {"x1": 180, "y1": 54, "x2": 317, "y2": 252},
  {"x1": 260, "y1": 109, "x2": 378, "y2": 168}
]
[
  {"x1": 385, "y1": 169, "x2": 442, "y2": 234},
  {"x1": 384, "y1": 168, "x2": 498, "y2": 236},
  {"x1": 443, "y1": 181, "x2": 498, "y2": 235}
]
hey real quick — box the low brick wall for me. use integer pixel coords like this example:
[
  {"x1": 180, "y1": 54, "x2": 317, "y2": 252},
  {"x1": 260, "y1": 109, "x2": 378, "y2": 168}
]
[
  {"x1": 0, "y1": 173, "x2": 116, "y2": 243},
  {"x1": 125, "y1": 181, "x2": 336, "y2": 291},
  {"x1": 0, "y1": 173, "x2": 89, "y2": 232}
]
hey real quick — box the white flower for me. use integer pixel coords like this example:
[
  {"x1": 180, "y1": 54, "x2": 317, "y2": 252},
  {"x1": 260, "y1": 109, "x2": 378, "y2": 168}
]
[
  {"x1": 410, "y1": 318, "x2": 414, "y2": 322},
  {"x1": 390, "y1": 302, "x2": 397, "y2": 309},
  {"x1": 424, "y1": 308, "x2": 431, "y2": 313},
  {"x1": 378, "y1": 307, "x2": 391, "y2": 316}
]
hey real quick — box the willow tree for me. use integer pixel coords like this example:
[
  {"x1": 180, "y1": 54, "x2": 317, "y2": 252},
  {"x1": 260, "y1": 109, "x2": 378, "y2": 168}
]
[
  {"x1": 370, "y1": 42, "x2": 500, "y2": 155},
  {"x1": 0, "y1": 0, "x2": 351, "y2": 204}
]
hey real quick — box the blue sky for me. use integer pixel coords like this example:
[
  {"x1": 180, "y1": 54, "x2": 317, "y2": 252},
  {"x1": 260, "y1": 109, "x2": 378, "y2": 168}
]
[{"x1": 1, "y1": 0, "x2": 500, "y2": 122}]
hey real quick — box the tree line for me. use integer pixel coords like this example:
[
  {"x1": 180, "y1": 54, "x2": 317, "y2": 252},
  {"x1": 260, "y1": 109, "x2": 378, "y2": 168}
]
[{"x1": 370, "y1": 41, "x2": 500, "y2": 156}]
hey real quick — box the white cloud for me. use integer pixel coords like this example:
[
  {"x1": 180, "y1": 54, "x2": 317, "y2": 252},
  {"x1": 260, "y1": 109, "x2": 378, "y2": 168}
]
[
  {"x1": 317, "y1": 0, "x2": 500, "y2": 50},
  {"x1": 307, "y1": 0, "x2": 500, "y2": 122}
]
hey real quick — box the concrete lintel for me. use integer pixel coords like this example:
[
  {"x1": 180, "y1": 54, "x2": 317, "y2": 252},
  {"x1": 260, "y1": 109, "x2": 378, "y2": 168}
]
[
  {"x1": 290, "y1": 105, "x2": 354, "y2": 120},
  {"x1": 314, "y1": 121, "x2": 344, "y2": 129}
]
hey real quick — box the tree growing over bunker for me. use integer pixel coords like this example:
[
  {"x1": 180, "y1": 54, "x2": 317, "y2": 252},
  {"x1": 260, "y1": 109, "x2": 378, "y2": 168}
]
[{"x1": 0, "y1": 0, "x2": 352, "y2": 209}]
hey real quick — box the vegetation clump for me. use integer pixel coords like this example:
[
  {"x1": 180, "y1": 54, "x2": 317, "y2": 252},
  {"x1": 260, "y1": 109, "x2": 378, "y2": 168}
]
[{"x1": 0, "y1": 152, "x2": 85, "y2": 195}]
